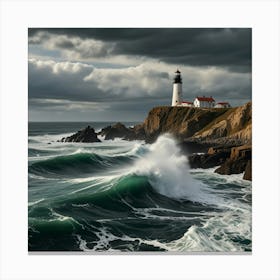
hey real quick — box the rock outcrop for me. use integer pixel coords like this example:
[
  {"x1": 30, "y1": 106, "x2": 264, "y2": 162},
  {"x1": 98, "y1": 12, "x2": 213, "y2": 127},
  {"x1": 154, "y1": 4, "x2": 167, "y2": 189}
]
[
  {"x1": 191, "y1": 102, "x2": 252, "y2": 146},
  {"x1": 58, "y1": 102, "x2": 252, "y2": 180},
  {"x1": 188, "y1": 144, "x2": 252, "y2": 181},
  {"x1": 98, "y1": 122, "x2": 132, "y2": 140},
  {"x1": 141, "y1": 102, "x2": 251, "y2": 145},
  {"x1": 60, "y1": 102, "x2": 251, "y2": 145},
  {"x1": 142, "y1": 106, "x2": 228, "y2": 143},
  {"x1": 243, "y1": 160, "x2": 252, "y2": 181},
  {"x1": 188, "y1": 147, "x2": 231, "y2": 169},
  {"x1": 98, "y1": 122, "x2": 145, "y2": 141},
  {"x1": 214, "y1": 145, "x2": 251, "y2": 178},
  {"x1": 124, "y1": 123, "x2": 146, "y2": 141},
  {"x1": 60, "y1": 126, "x2": 101, "y2": 143}
]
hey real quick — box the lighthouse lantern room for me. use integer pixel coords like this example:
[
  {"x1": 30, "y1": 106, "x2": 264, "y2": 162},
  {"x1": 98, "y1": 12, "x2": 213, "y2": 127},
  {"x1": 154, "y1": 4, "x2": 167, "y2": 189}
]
[{"x1": 171, "y1": 69, "x2": 183, "y2": 106}]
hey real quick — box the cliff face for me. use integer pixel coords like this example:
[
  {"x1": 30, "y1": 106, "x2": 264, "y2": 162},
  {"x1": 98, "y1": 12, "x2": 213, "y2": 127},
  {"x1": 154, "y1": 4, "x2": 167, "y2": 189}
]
[
  {"x1": 192, "y1": 102, "x2": 252, "y2": 145},
  {"x1": 142, "y1": 102, "x2": 252, "y2": 145},
  {"x1": 142, "y1": 106, "x2": 227, "y2": 142}
]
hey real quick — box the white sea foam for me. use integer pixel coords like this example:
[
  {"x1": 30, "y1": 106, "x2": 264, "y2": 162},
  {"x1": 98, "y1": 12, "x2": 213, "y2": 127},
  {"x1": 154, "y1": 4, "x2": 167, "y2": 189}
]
[
  {"x1": 29, "y1": 131, "x2": 251, "y2": 252},
  {"x1": 28, "y1": 198, "x2": 45, "y2": 206},
  {"x1": 69, "y1": 174, "x2": 120, "y2": 194},
  {"x1": 130, "y1": 135, "x2": 223, "y2": 205},
  {"x1": 76, "y1": 203, "x2": 251, "y2": 252},
  {"x1": 49, "y1": 209, "x2": 86, "y2": 229},
  {"x1": 190, "y1": 167, "x2": 251, "y2": 186},
  {"x1": 71, "y1": 203, "x2": 90, "y2": 208},
  {"x1": 166, "y1": 207, "x2": 251, "y2": 252},
  {"x1": 29, "y1": 132, "x2": 74, "y2": 144}
]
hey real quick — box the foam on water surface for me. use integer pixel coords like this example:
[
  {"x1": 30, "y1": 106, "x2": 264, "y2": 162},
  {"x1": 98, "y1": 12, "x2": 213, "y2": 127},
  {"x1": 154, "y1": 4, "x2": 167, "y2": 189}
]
[{"x1": 28, "y1": 126, "x2": 252, "y2": 252}]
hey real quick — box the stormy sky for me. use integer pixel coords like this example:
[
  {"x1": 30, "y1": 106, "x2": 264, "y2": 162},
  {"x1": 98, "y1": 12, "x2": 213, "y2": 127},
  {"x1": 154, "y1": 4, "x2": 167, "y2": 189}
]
[{"x1": 28, "y1": 28, "x2": 252, "y2": 122}]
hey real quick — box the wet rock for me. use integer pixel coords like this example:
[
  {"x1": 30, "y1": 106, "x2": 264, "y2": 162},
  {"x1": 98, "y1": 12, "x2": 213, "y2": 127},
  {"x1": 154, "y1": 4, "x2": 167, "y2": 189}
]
[
  {"x1": 60, "y1": 126, "x2": 101, "y2": 143},
  {"x1": 214, "y1": 158, "x2": 248, "y2": 175},
  {"x1": 243, "y1": 160, "x2": 252, "y2": 181},
  {"x1": 214, "y1": 145, "x2": 251, "y2": 176},
  {"x1": 188, "y1": 147, "x2": 231, "y2": 169},
  {"x1": 124, "y1": 124, "x2": 146, "y2": 141},
  {"x1": 99, "y1": 122, "x2": 132, "y2": 140}
]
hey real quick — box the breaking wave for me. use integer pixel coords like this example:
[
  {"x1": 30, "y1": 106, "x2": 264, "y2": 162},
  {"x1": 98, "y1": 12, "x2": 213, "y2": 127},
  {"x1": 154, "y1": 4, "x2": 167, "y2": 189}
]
[{"x1": 28, "y1": 133, "x2": 252, "y2": 252}]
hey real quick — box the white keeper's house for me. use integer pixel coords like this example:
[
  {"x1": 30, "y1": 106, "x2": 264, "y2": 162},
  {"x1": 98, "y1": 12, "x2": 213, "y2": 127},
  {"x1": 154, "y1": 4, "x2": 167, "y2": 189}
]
[
  {"x1": 215, "y1": 102, "x2": 231, "y2": 108},
  {"x1": 193, "y1": 96, "x2": 215, "y2": 108},
  {"x1": 181, "y1": 101, "x2": 193, "y2": 107},
  {"x1": 171, "y1": 69, "x2": 231, "y2": 109}
]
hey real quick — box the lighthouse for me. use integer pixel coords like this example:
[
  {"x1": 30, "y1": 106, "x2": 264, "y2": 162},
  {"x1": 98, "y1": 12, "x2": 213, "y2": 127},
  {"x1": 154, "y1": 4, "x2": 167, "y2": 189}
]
[{"x1": 171, "y1": 69, "x2": 182, "y2": 106}]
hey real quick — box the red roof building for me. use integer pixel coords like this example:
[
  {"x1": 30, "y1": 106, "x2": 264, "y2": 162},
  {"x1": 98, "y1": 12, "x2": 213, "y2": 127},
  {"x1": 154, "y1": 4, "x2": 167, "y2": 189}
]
[
  {"x1": 194, "y1": 96, "x2": 215, "y2": 108},
  {"x1": 180, "y1": 101, "x2": 193, "y2": 107},
  {"x1": 196, "y1": 96, "x2": 215, "y2": 102},
  {"x1": 215, "y1": 102, "x2": 231, "y2": 108}
]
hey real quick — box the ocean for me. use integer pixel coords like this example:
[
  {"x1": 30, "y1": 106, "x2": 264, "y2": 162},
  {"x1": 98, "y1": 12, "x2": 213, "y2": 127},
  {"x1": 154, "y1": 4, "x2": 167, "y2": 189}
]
[{"x1": 28, "y1": 122, "x2": 252, "y2": 252}]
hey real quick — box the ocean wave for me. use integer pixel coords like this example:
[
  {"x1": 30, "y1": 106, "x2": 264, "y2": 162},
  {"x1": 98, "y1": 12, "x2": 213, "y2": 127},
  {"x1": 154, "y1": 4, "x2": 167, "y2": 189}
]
[
  {"x1": 28, "y1": 133, "x2": 251, "y2": 252},
  {"x1": 28, "y1": 132, "x2": 75, "y2": 144},
  {"x1": 29, "y1": 152, "x2": 136, "y2": 177},
  {"x1": 74, "y1": 207, "x2": 251, "y2": 252}
]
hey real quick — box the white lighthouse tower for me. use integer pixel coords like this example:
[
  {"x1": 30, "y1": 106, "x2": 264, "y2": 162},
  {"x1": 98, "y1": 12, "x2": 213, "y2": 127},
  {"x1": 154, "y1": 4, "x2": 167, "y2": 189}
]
[{"x1": 171, "y1": 69, "x2": 182, "y2": 106}]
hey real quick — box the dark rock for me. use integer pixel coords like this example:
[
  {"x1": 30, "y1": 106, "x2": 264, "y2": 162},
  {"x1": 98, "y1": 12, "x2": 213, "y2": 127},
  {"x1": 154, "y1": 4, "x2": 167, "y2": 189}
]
[
  {"x1": 98, "y1": 122, "x2": 146, "y2": 141},
  {"x1": 124, "y1": 124, "x2": 146, "y2": 141},
  {"x1": 179, "y1": 140, "x2": 210, "y2": 154},
  {"x1": 60, "y1": 126, "x2": 101, "y2": 143},
  {"x1": 214, "y1": 158, "x2": 248, "y2": 175},
  {"x1": 214, "y1": 145, "x2": 251, "y2": 176},
  {"x1": 98, "y1": 125, "x2": 113, "y2": 137},
  {"x1": 96, "y1": 102, "x2": 251, "y2": 145},
  {"x1": 188, "y1": 148, "x2": 231, "y2": 169},
  {"x1": 100, "y1": 122, "x2": 132, "y2": 140},
  {"x1": 187, "y1": 143, "x2": 252, "y2": 178},
  {"x1": 243, "y1": 160, "x2": 252, "y2": 181}
]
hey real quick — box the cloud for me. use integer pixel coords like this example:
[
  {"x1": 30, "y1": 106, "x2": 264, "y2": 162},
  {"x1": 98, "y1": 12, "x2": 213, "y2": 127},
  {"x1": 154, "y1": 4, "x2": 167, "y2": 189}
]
[
  {"x1": 183, "y1": 66, "x2": 251, "y2": 102},
  {"x1": 29, "y1": 32, "x2": 115, "y2": 59},
  {"x1": 28, "y1": 58, "x2": 100, "y2": 102},
  {"x1": 29, "y1": 58, "x2": 251, "y2": 111},
  {"x1": 84, "y1": 64, "x2": 170, "y2": 96},
  {"x1": 28, "y1": 29, "x2": 252, "y2": 121},
  {"x1": 29, "y1": 28, "x2": 251, "y2": 73},
  {"x1": 29, "y1": 98, "x2": 110, "y2": 113},
  {"x1": 29, "y1": 58, "x2": 93, "y2": 74},
  {"x1": 28, "y1": 58, "x2": 171, "y2": 103}
]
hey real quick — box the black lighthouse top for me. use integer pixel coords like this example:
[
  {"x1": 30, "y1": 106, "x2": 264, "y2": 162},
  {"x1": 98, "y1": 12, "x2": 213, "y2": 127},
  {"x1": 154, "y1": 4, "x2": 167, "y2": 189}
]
[{"x1": 173, "y1": 69, "x2": 182, "y2": 84}]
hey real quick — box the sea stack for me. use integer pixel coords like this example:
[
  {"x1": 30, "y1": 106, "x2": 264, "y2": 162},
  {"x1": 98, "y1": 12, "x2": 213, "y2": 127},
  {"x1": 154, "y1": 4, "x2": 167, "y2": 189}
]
[{"x1": 60, "y1": 126, "x2": 101, "y2": 143}]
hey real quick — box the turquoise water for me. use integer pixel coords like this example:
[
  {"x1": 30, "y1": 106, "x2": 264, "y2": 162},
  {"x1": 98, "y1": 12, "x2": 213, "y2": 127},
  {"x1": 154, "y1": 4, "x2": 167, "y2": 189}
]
[{"x1": 28, "y1": 122, "x2": 252, "y2": 252}]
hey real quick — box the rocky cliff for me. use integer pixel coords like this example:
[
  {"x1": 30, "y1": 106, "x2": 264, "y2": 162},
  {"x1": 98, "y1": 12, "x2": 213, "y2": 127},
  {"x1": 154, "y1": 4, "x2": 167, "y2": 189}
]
[
  {"x1": 140, "y1": 102, "x2": 252, "y2": 180},
  {"x1": 58, "y1": 102, "x2": 252, "y2": 180},
  {"x1": 191, "y1": 102, "x2": 252, "y2": 145},
  {"x1": 83, "y1": 102, "x2": 252, "y2": 146},
  {"x1": 142, "y1": 102, "x2": 252, "y2": 145}
]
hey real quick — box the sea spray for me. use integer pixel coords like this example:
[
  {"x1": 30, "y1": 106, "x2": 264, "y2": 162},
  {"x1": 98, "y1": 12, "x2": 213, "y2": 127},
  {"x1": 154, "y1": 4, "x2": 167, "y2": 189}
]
[
  {"x1": 28, "y1": 122, "x2": 252, "y2": 252},
  {"x1": 131, "y1": 134, "x2": 216, "y2": 204}
]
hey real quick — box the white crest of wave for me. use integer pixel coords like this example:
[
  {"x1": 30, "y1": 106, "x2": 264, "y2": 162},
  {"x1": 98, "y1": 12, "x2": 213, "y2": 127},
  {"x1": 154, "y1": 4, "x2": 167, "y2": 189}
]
[{"x1": 131, "y1": 134, "x2": 212, "y2": 203}]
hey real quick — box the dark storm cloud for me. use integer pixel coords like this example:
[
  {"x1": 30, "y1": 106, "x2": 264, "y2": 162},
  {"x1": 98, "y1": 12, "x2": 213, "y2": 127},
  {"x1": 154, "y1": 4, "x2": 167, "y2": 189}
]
[
  {"x1": 29, "y1": 28, "x2": 251, "y2": 72},
  {"x1": 28, "y1": 28, "x2": 251, "y2": 121},
  {"x1": 28, "y1": 58, "x2": 250, "y2": 112},
  {"x1": 28, "y1": 59, "x2": 103, "y2": 102},
  {"x1": 28, "y1": 59, "x2": 171, "y2": 105}
]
